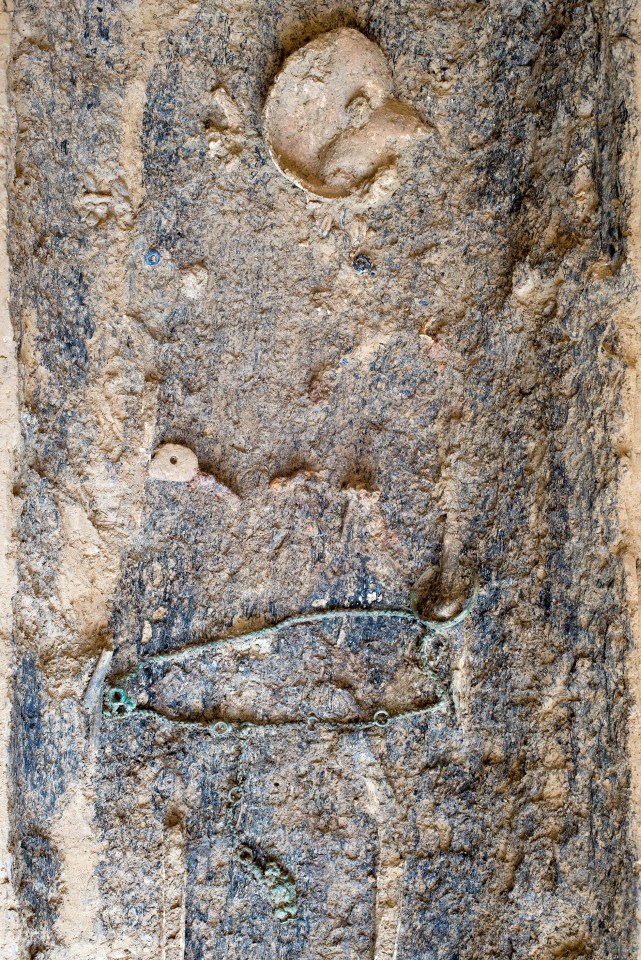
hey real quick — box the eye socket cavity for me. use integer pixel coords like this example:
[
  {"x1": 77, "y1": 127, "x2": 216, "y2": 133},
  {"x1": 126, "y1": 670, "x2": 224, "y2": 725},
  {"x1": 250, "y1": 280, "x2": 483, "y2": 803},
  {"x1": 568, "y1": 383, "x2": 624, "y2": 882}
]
[{"x1": 345, "y1": 91, "x2": 373, "y2": 129}]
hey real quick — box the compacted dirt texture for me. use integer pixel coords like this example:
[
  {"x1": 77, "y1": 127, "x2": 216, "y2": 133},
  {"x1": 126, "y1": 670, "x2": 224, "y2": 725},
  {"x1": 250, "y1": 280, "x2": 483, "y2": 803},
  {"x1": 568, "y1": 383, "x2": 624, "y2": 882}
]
[{"x1": 3, "y1": 0, "x2": 641, "y2": 958}]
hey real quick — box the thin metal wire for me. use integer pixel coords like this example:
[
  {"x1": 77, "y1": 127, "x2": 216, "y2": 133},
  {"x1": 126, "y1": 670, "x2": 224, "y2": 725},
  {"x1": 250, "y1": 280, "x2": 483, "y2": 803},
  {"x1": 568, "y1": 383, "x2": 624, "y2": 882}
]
[{"x1": 106, "y1": 583, "x2": 479, "y2": 728}]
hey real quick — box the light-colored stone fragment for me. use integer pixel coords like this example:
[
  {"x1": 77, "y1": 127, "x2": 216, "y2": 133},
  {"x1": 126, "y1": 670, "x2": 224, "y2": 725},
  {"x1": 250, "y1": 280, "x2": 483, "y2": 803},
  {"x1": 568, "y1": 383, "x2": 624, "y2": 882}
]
[
  {"x1": 264, "y1": 28, "x2": 425, "y2": 202},
  {"x1": 148, "y1": 443, "x2": 199, "y2": 483}
]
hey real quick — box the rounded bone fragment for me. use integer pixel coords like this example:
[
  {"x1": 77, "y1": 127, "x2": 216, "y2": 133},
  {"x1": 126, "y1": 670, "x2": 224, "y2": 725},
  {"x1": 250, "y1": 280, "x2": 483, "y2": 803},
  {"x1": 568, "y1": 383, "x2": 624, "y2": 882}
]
[
  {"x1": 148, "y1": 443, "x2": 199, "y2": 483},
  {"x1": 263, "y1": 28, "x2": 425, "y2": 200}
]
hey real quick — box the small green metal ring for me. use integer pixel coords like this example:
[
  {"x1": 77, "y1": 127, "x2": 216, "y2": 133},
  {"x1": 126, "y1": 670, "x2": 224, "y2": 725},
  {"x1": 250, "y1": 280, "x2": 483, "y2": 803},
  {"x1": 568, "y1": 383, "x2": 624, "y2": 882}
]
[{"x1": 373, "y1": 710, "x2": 390, "y2": 727}]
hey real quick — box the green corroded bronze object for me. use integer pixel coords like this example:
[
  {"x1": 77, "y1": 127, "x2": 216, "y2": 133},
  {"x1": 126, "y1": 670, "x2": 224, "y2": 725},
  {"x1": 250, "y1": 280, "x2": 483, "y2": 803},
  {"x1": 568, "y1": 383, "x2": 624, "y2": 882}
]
[
  {"x1": 236, "y1": 846, "x2": 298, "y2": 922},
  {"x1": 103, "y1": 687, "x2": 136, "y2": 717}
]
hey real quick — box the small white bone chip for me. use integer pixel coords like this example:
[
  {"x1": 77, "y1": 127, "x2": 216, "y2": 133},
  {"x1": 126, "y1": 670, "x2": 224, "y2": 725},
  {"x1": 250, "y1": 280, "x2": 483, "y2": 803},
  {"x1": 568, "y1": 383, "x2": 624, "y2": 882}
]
[{"x1": 148, "y1": 443, "x2": 199, "y2": 483}]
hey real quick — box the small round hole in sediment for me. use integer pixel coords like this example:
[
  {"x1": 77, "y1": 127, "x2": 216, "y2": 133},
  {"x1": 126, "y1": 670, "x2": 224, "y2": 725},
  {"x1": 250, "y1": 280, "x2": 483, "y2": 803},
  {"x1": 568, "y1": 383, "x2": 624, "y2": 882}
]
[
  {"x1": 353, "y1": 253, "x2": 372, "y2": 274},
  {"x1": 238, "y1": 845, "x2": 254, "y2": 864}
]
